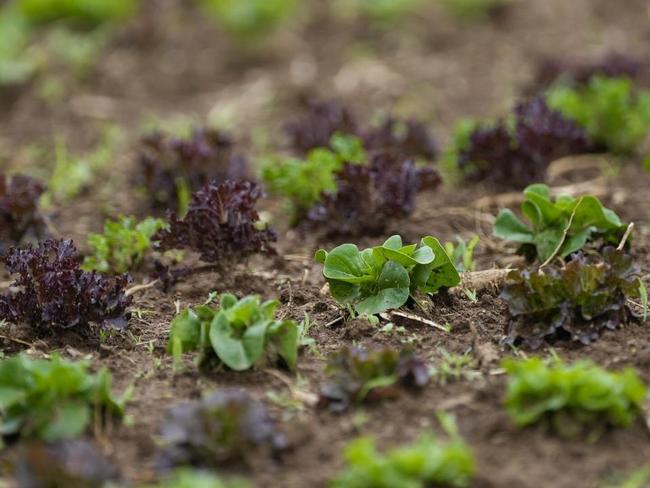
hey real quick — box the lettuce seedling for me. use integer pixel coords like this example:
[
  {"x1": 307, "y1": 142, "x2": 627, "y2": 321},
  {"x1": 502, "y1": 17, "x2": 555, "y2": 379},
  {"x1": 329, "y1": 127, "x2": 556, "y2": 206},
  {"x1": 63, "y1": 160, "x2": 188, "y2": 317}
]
[
  {"x1": 448, "y1": 98, "x2": 592, "y2": 188},
  {"x1": 546, "y1": 76, "x2": 650, "y2": 155},
  {"x1": 319, "y1": 345, "x2": 429, "y2": 412},
  {"x1": 139, "y1": 469, "x2": 250, "y2": 488},
  {"x1": 0, "y1": 8, "x2": 35, "y2": 86},
  {"x1": 500, "y1": 247, "x2": 641, "y2": 348},
  {"x1": 200, "y1": 0, "x2": 298, "y2": 40},
  {"x1": 155, "y1": 180, "x2": 276, "y2": 264},
  {"x1": 157, "y1": 389, "x2": 287, "y2": 469},
  {"x1": 83, "y1": 216, "x2": 166, "y2": 274},
  {"x1": 261, "y1": 135, "x2": 364, "y2": 220},
  {"x1": 445, "y1": 235, "x2": 480, "y2": 272},
  {"x1": 0, "y1": 173, "x2": 46, "y2": 252},
  {"x1": 333, "y1": 0, "x2": 424, "y2": 23},
  {"x1": 42, "y1": 126, "x2": 122, "y2": 207},
  {"x1": 306, "y1": 152, "x2": 440, "y2": 236},
  {"x1": 315, "y1": 235, "x2": 460, "y2": 315},
  {"x1": 332, "y1": 413, "x2": 474, "y2": 488},
  {"x1": 137, "y1": 128, "x2": 248, "y2": 213},
  {"x1": 0, "y1": 354, "x2": 127, "y2": 445},
  {"x1": 169, "y1": 293, "x2": 298, "y2": 371},
  {"x1": 503, "y1": 357, "x2": 647, "y2": 437},
  {"x1": 493, "y1": 183, "x2": 626, "y2": 263},
  {"x1": 0, "y1": 239, "x2": 132, "y2": 331}
]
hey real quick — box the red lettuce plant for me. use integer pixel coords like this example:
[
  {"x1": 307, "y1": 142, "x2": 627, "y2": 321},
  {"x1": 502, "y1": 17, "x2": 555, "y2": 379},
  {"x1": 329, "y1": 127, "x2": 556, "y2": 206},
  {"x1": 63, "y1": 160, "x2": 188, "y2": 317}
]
[
  {"x1": 157, "y1": 389, "x2": 287, "y2": 469},
  {"x1": 0, "y1": 239, "x2": 131, "y2": 331},
  {"x1": 500, "y1": 248, "x2": 641, "y2": 349},
  {"x1": 154, "y1": 180, "x2": 276, "y2": 263},
  {"x1": 284, "y1": 99, "x2": 358, "y2": 156},
  {"x1": 362, "y1": 117, "x2": 438, "y2": 161},
  {"x1": 0, "y1": 174, "x2": 46, "y2": 251},
  {"x1": 319, "y1": 345, "x2": 430, "y2": 412},
  {"x1": 285, "y1": 99, "x2": 438, "y2": 161},
  {"x1": 136, "y1": 129, "x2": 248, "y2": 212},
  {"x1": 306, "y1": 153, "x2": 440, "y2": 236},
  {"x1": 458, "y1": 97, "x2": 593, "y2": 188},
  {"x1": 534, "y1": 52, "x2": 643, "y2": 90}
]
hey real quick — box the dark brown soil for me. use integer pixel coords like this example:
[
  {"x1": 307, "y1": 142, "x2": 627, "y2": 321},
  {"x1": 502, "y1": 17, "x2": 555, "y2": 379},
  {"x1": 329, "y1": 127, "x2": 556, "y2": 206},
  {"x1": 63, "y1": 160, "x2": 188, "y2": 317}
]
[{"x1": 1, "y1": 0, "x2": 650, "y2": 487}]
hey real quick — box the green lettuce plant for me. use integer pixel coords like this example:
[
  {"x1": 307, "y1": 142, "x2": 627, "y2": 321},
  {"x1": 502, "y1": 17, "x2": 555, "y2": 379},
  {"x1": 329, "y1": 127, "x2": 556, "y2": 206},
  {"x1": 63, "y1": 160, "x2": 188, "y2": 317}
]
[
  {"x1": 493, "y1": 183, "x2": 626, "y2": 262},
  {"x1": 0, "y1": 354, "x2": 127, "y2": 445},
  {"x1": 16, "y1": 0, "x2": 137, "y2": 26},
  {"x1": 168, "y1": 293, "x2": 298, "y2": 371},
  {"x1": 261, "y1": 134, "x2": 365, "y2": 221},
  {"x1": 138, "y1": 469, "x2": 250, "y2": 488},
  {"x1": 315, "y1": 235, "x2": 460, "y2": 315},
  {"x1": 331, "y1": 412, "x2": 474, "y2": 488},
  {"x1": 444, "y1": 235, "x2": 479, "y2": 272},
  {"x1": 546, "y1": 76, "x2": 650, "y2": 155},
  {"x1": 200, "y1": 0, "x2": 298, "y2": 39},
  {"x1": 82, "y1": 215, "x2": 166, "y2": 274},
  {"x1": 503, "y1": 356, "x2": 647, "y2": 437}
]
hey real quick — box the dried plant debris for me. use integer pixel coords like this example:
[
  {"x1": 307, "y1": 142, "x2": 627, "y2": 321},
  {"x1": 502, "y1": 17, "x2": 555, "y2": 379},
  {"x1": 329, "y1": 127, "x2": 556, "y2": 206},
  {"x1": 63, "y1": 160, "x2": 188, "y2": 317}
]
[
  {"x1": 306, "y1": 153, "x2": 440, "y2": 236},
  {"x1": 319, "y1": 345, "x2": 430, "y2": 412},
  {"x1": 456, "y1": 97, "x2": 592, "y2": 188},
  {"x1": 0, "y1": 239, "x2": 132, "y2": 331},
  {"x1": 0, "y1": 173, "x2": 46, "y2": 252},
  {"x1": 136, "y1": 128, "x2": 248, "y2": 212},
  {"x1": 157, "y1": 389, "x2": 287, "y2": 469},
  {"x1": 154, "y1": 180, "x2": 276, "y2": 264},
  {"x1": 12, "y1": 439, "x2": 119, "y2": 488},
  {"x1": 500, "y1": 248, "x2": 642, "y2": 349}
]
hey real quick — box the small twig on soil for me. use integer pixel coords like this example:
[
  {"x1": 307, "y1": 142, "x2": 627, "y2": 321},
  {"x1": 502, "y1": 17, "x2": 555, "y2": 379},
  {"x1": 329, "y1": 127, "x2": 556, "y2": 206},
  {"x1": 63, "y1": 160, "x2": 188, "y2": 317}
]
[
  {"x1": 414, "y1": 207, "x2": 495, "y2": 225},
  {"x1": 125, "y1": 280, "x2": 159, "y2": 297},
  {"x1": 437, "y1": 393, "x2": 477, "y2": 411},
  {"x1": 450, "y1": 269, "x2": 514, "y2": 297},
  {"x1": 546, "y1": 154, "x2": 609, "y2": 182},
  {"x1": 617, "y1": 222, "x2": 635, "y2": 251},
  {"x1": 389, "y1": 310, "x2": 448, "y2": 332},
  {"x1": 0, "y1": 334, "x2": 36, "y2": 348},
  {"x1": 284, "y1": 254, "x2": 309, "y2": 262},
  {"x1": 263, "y1": 368, "x2": 318, "y2": 406},
  {"x1": 473, "y1": 176, "x2": 607, "y2": 208},
  {"x1": 324, "y1": 316, "x2": 344, "y2": 328}
]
